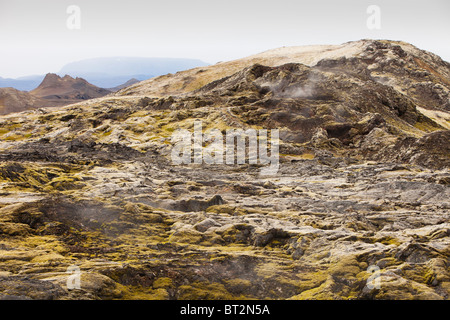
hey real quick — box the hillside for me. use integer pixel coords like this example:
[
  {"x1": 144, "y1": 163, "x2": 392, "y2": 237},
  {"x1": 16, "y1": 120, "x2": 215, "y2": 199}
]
[
  {"x1": 107, "y1": 78, "x2": 141, "y2": 92},
  {"x1": 0, "y1": 40, "x2": 448, "y2": 300},
  {"x1": 118, "y1": 40, "x2": 450, "y2": 112},
  {"x1": 0, "y1": 87, "x2": 48, "y2": 115}
]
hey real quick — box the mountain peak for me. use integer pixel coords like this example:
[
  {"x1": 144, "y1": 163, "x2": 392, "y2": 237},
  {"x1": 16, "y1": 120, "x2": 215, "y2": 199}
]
[
  {"x1": 37, "y1": 73, "x2": 80, "y2": 89},
  {"x1": 41, "y1": 72, "x2": 62, "y2": 84},
  {"x1": 30, "y1": 73, "x2": 110, "y2": 104}
]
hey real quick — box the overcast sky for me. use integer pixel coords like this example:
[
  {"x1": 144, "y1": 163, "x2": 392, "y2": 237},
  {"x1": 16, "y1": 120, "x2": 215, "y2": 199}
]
[{"x1": 0, "y1": 0, "x2": 449, "y2": 78}]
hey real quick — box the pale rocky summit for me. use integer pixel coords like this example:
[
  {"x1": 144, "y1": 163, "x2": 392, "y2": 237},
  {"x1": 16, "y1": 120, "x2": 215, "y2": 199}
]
[{"x1": 0, "y1": 40, "x2": 448, "y2": 300}]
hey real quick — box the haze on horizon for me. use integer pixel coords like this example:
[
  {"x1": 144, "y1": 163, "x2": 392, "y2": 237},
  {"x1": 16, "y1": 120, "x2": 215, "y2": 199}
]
[{"x1": 0, "y1": 0, "x2": 449, "y2": 78}]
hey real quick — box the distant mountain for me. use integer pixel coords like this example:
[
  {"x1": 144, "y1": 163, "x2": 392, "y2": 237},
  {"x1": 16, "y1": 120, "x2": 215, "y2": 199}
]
[
  {"x1": 107, "y1": 78, "x2": 141, "y2": 92},
  {"x1": 0, "y1": 74, "x2": 143, "y2": 92},
  {"x1": 0, "y1": 74, "x2": 113, "y2": 115},
  {"x1": 58, "y1": 73, "x2": 152, "y2": 89},
  {"x1": 0, "y1": 87, "x2": 48, "y2": 115},
  {"x1": 0, "y1": 57, "x2": 209, "y2": 91},
  {"x1": 0, "y1": 75, "x2": 45, "y2": 91},
  {"x1": 30, "y1": 73, "x2": 111, "y2": 106},
  {"x1": 58, "y1": 57, "x2": 209, "y2": 87}
]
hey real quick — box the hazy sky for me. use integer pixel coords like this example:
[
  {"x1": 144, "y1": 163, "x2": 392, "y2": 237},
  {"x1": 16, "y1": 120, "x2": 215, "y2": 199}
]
[{"x1": 0, "y1": 0, "x2": 449, "y2": 78}]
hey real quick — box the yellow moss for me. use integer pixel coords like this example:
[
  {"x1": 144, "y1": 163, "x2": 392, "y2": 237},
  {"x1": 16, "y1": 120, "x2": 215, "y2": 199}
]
[
  {"x1": 0, "y1": 123, "x2": 21, "y2": 136},
  {"x1": 30, "y1": 253, "x2": 67, "y2": 263},
  {"x1": 328, "y1": 256, "x2": 361, "y2": 277},
  {"x1": 168, "y1": 229, "x2": 203, "y2": 244},
  {"x1": 178, "y1": 281, "x2": 233, "y2": 300},
  {"x1": 129, "y1": 111, "x2": 150, "y2": 118},
  {"x1": 0, "y1": 249, "x2": 40, "y2": 262},
  {"x1": 4, "y1": 134, "x2": 22, "y2": 141},
  {"x1": 377, "y1": 236, "x2": 402, "y2": 246},
  {"x1": 120, "y1": 285, "x2": 169, "y2": 300},
  {"x1": 153, "y1": 277, "x2": 174, "y2": 289},
  {"x1": 47, "y1": 176, "x2": 85, "y2": 191},
  {"x1": 413, "y1": 118, "x2": 442, "y2": 133},
  {"x1": 206, "y1": 204, "x2": 236, "y2": 215},
  {"x1": 300, "y1": 153, "x2": 315, "y2": 160},
  {"x1": 290, "y1": 276, "x2": 337, "y2": 300},
  {"x1": 223, "y1": 278, "x2": 252, "y2": 290},
  {"x1": 0, "y1": 222, "x2": 32, "y2": 236}
]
